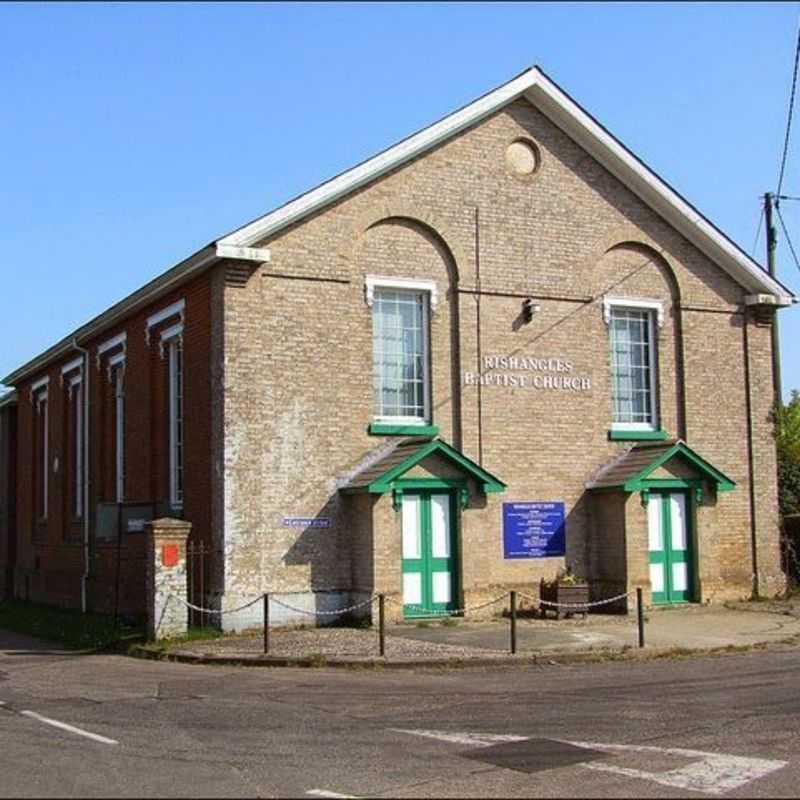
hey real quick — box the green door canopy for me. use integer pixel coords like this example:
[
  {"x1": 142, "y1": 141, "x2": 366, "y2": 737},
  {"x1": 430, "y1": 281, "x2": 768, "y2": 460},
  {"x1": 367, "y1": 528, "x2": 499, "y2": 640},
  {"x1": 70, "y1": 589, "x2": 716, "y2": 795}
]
[
  {"x1": 340, "y1": 437, "x2": 507, "y2": 498},
  {"x1": 586, "y1": 439, "x2": 736, "y2": 496}
]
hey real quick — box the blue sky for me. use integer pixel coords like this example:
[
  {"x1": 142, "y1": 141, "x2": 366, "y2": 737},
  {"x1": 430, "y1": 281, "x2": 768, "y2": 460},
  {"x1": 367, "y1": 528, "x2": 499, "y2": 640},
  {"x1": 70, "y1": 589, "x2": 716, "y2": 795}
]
[{"x1": 1, "y1": 2, "x2": 799, "y2": 397}]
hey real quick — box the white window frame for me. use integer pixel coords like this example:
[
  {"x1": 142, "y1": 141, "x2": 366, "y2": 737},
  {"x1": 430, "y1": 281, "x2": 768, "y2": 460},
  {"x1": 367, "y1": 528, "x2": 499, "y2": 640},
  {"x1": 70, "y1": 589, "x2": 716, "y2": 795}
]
[
  {"x1": 111, "y1": 360, "x2": 125, "y2": 504},
  {"x1": 96, "y1": 332, "x2": 127, "y2": 369},
  {"x1": 33, "y1": 386, "x2": 49, "y2": 520},
  {"x1": 165, "y1": 331, "x2": 184, "y2": 510},
  {"x1": 369, "y1": 282, "x2": 432, "y2": 426},
  {"x1": 365, "y1": 276, "x2": 439, "y2": 311},
  {"x1": 98, "y1": 346, "x2": 126, "y2": 504},
  {"x1": 603, "y1": 297, "x2": 662, "y2": 433},
  {"x1": 68, "y1": 375, "x2": 83, "y2": 518},
  {"x1": 146, "y1": 299, "x2": 185, "y2": 345}
]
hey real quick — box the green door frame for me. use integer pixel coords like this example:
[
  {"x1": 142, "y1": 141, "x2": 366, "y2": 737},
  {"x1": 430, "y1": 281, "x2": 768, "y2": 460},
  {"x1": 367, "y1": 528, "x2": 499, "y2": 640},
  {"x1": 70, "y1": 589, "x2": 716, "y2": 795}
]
[
  {"x1": 398, "y1": 480, "x2": 461, "y2": 618},
  {"x1": 648, "y1": 488, "x2": 694, "y2": 605}
]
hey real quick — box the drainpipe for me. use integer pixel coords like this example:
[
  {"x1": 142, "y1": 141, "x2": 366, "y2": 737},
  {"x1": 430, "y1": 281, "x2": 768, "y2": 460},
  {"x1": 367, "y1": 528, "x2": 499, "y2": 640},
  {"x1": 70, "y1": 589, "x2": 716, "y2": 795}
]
[
  {"x1": 742, "y1": 318, "x2": 759, "y2": 598},
  {"x1": 72, "y1": 338, "x2": 90, "y2": 613}
]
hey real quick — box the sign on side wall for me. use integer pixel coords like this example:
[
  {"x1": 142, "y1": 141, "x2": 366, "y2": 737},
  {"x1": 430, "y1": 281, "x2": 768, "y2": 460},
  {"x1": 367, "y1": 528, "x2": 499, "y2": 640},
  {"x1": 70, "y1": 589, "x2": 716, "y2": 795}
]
[
  {"x1": 502, "y1": 502, "x2": 566, "y2": 559},
  {"x1": 281, "y1": 517, "x2": 331, "y2": 529}
]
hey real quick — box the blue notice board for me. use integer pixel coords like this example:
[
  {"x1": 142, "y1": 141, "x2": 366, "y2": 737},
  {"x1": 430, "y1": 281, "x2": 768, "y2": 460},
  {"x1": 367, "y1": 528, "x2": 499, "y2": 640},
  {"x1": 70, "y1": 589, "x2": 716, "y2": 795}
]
[{"x1": 502, "y1": 502, "x2": 566, "y2": 559}]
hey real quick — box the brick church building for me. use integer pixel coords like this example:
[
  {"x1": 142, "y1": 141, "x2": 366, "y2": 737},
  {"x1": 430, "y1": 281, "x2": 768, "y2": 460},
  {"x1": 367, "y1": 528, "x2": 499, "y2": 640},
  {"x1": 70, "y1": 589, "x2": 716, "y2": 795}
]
[{"x1": 0, "y1": 67, "x2": 794, "y2": 628}]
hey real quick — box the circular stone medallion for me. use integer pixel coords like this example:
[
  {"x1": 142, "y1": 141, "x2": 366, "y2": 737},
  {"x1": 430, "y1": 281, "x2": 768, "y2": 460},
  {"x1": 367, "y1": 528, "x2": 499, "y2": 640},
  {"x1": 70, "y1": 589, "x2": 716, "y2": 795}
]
[{"x1": 505, "y1": 139, "x2": 539, "y2": 177}]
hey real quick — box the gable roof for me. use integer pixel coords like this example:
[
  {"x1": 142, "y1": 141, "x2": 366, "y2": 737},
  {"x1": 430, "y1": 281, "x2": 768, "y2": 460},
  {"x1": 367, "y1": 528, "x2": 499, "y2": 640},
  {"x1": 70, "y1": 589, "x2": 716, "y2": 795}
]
[
  {"x1": 587, "y1": 440, "x2": 736, "y2": 492},
  {"x1": 340, "y1": 438, "x2": 506, "y2": 495},
  {"x1": 3, "y1": 66, "x2": 793, "y2": 387},
  {"x1": 219, "y1": 65, "x2": 794, "y2": 303}
]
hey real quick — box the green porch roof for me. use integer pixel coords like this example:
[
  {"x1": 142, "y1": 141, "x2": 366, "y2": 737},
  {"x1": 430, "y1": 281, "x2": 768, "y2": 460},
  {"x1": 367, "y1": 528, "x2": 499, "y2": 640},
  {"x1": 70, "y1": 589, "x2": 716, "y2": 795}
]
[
  {"x1": 587, "y1": 439, "x2": 736, "y2": 493},
  {"x1": 340, "y1": 438, "x2": 506, "y2": 495}
]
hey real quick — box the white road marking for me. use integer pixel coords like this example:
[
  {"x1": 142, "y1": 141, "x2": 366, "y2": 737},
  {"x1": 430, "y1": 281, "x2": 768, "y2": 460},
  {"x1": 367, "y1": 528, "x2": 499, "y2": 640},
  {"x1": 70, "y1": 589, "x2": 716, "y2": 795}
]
[
  {"x1": 20, "y1": 710, "x2": 118, "y2": 745},
  {"x1": 305, "y1": 791, "x2": 359, "y2": 799},
  {"x1": 391, "y1": 729, "x2": 527, "y2": 748},
  {"x1": 396, "y1": 729, "x2": 786, "y2": 795},
  {"x1": 569, "y1": 740, "x2": 786, "y2": 796}
]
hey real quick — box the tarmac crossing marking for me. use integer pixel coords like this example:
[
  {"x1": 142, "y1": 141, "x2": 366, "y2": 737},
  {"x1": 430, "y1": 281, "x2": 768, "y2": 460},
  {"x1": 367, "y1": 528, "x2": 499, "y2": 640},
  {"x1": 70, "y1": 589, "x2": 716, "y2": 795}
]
[{"x1": 396, "y1": 729, "x2": 787, "y2": 795}]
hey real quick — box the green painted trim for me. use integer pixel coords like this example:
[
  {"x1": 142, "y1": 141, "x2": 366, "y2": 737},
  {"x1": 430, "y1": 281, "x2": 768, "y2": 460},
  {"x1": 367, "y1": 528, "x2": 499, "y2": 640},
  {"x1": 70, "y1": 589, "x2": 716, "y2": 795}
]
[
  {"x1": 367, "y1": 438, "x2": 507, "y2": 495},
  {"x1": 608, "y1": 429, "x2": 669, "y2": 441},
  {"x1": 368, "y1": 423, "x2": 440, "y2": 437},
  {"x1": 393, "y1": 478, "x2": 467, "y2": 490},
  {"x1": 648, "y1": 489, "x2": 694, "y2": 604},
  {"x1": 625, "y1": 441, "x2": 736, "y2": 492},
  {"x1": 401, "y1": 490, "x2": 460, "y2": 618},
  {"x1": 626, "y1": 478, "x2": 701, "y2": 491}
]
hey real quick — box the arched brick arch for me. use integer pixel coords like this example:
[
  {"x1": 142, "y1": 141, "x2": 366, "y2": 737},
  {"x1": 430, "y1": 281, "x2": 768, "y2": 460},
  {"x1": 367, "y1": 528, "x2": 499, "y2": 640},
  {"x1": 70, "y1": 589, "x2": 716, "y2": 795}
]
[
  {"x1": 594, "y1": 239, "x2": 688, "y2": 440},
  {"x1": 350, "y1": 208, "x2": 465, "y2": 447},
  {"x1": 347, "y1": 204, "x2": 465, "y2": 286},
  {"x1": 603, "y1": 240, "x2": 682, "y2": 305},
  {"x1": 579, "y1": 222, "x2": 684, "y2": 301}
]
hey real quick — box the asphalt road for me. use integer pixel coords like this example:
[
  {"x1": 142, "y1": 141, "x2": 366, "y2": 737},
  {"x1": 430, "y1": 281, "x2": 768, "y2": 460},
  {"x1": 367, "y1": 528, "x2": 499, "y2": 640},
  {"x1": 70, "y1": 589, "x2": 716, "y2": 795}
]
[{"x1": 1, "y1": 630, "x2": 799, "y2": 798}]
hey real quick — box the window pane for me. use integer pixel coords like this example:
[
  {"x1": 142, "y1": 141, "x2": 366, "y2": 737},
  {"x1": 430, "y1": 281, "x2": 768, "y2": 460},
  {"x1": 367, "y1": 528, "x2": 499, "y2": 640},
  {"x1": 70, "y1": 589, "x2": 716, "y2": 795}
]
[
  {"x1": 373, "y1": 289, "x2": 427, "y2": 420},
  {"x1": 609, "y1": 308, "x2": 655, "y2": 425}
]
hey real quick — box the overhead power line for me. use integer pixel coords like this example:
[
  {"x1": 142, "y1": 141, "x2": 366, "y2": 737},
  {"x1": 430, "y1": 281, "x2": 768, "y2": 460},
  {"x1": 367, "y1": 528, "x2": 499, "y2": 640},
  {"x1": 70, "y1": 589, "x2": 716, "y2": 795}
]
[
  {"x1": 777, "y1": 25, "x2": 800, "y2": 197},
  {"x1": 776, "y1": 202, "x2": 800, "y2": 273},
  {"x1": 752, "y1": 205, "x2": 765, "y2": 256}
]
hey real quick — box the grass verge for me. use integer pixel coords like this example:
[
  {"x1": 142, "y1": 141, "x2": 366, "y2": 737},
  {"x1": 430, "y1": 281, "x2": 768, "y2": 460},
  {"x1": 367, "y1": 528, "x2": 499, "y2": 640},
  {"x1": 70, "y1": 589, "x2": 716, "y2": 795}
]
[
  {"x1": 132, "y1": 625, "x2": 224, "y2": 656},
  {"x1": 0, "y1": 600, "x2": 144, "y2": 652}
]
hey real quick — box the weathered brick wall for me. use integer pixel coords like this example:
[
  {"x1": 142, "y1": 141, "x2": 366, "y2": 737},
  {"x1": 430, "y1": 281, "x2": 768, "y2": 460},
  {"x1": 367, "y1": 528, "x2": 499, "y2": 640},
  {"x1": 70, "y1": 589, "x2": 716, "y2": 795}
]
[
  {"x1": 11, "y1": 274, "x2": 213, "y2": 616},
  {"x1": 745, "y1": 315, "x2": 783, "y2": 596},
  {"x1": 589, "y1": 491, "x2": 628, "y2": 601},
  {"x1": 0, "y1": 403, "x2": 17, "y2": 598},
  {"x1": 216, "y1": 95, "x2": 783, "y2": 616}
]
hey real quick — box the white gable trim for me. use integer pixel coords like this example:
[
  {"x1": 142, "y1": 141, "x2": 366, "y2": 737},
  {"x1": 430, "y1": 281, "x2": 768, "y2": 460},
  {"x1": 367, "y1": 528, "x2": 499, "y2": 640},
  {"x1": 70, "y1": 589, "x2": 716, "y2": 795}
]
[
  {"x1": 219, "y1": 70, "x2": 537, "y2": 249},
  {"x1": 218, "y1": 67, "x2": 793, "y2": 304},
  {"x1": 525, "y1": 72, "x2": 792, "y2": 303}
]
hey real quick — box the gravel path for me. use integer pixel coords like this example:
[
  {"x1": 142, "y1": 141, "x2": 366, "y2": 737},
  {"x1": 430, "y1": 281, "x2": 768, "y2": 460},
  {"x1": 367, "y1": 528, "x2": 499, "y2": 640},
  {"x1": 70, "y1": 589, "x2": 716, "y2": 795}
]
[
  {"x1": 173, "y1": 626, "x2": 508, "y2": 660},
  {"x1": 170, "y1": 613, "x2": 633, "y2": 661}
]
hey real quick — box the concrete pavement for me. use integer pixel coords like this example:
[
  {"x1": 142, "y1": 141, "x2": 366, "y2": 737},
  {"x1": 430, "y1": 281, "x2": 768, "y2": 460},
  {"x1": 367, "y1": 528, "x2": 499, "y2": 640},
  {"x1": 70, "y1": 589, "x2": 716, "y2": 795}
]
[{"x1": 391, "y1": 603, "x2": 800, "y2": 654}]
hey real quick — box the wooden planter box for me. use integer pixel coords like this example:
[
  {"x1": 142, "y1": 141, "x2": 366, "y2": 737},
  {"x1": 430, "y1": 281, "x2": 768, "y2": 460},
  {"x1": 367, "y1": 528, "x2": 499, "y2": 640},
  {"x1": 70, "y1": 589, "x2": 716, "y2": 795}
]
[{"x1": 539, "y1": 579, "x2": 590, "y2": 619}]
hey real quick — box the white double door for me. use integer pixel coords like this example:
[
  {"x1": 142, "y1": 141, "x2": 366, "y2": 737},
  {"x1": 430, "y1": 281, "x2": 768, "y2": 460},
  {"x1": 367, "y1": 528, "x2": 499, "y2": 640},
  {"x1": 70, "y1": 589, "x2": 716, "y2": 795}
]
[
  {"x1": 647, "y1": 491, "x2": 693, "y2": 604},
  {"x1": 400, "y1": 492, "x2": 457, "y2": 617}
]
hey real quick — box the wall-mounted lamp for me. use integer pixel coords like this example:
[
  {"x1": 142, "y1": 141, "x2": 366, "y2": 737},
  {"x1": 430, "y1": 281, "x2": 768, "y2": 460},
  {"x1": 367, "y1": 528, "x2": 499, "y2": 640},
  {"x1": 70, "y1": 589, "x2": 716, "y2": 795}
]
[{"x1": 521, "y1": 298, "x2": 541, "y2": 324}]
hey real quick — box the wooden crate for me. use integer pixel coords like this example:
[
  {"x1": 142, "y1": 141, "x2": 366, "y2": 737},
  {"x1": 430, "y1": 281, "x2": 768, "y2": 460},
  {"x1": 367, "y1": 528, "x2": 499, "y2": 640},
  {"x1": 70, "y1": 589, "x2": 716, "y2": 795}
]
[{"x1": 539, "y1": 579, "x2": 589, "y2": 619}]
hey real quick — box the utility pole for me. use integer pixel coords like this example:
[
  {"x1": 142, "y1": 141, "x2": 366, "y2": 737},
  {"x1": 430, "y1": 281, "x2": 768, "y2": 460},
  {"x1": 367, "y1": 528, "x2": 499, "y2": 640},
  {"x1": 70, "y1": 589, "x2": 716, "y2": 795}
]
[{"x1": 764, "y1": 192, "x2": 783, "y2": 407}]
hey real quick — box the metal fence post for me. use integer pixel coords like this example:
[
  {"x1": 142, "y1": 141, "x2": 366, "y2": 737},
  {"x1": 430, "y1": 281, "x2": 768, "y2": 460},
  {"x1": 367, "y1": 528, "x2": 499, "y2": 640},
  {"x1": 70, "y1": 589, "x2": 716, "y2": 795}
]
[
  {"x1": 636, "y1": 587, "x2": 645, "y2": 648},
  {"x1": 510, "y1": 590, "x2": 517, "y2": 655},
  {"x1": 263, "y1": 593, "x2": 270, "y2": 655},
  {"x1": 378, "y1": 594, "x2": 385, "y2": 657}
]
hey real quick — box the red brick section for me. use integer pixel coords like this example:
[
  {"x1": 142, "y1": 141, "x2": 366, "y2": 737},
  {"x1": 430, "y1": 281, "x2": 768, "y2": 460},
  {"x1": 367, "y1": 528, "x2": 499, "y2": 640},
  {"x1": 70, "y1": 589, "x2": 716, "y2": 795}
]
[
  {"x1": 0, "y1": 403, "x2": 17, "y2": 598},
  {"x1": 9, "y1": 272, "x2": 214, "y2": 618}
]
